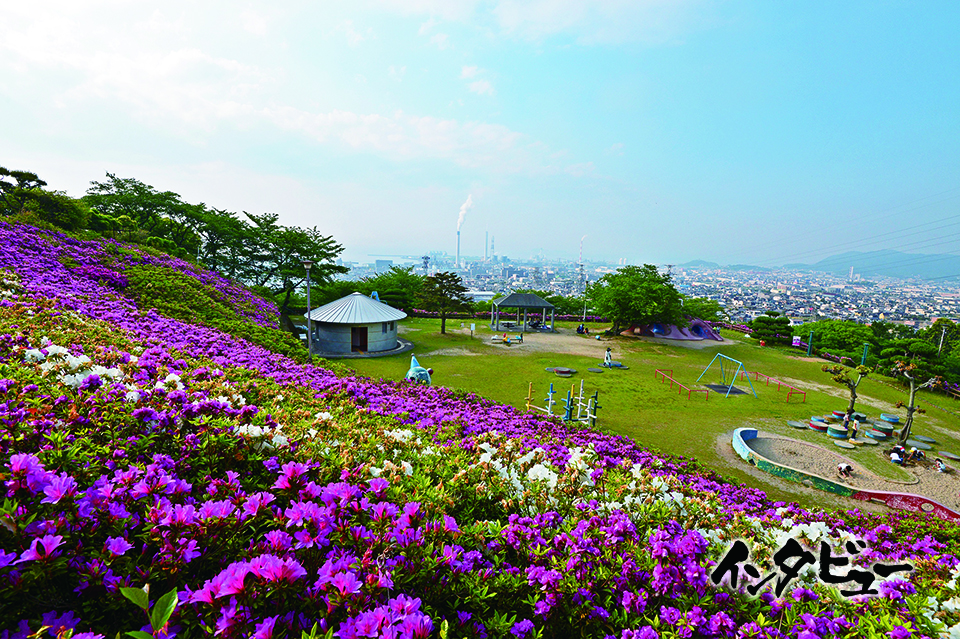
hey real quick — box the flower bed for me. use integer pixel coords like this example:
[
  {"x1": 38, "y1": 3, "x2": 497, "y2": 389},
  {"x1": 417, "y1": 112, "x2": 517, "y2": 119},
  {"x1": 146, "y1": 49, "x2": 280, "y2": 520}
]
[{"x1": 2, "y1": 221, "x2": 960, "y2": 638}]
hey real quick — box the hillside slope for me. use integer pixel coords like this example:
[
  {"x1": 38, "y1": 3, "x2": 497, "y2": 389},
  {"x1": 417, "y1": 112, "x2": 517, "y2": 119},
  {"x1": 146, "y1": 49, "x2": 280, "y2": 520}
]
[{"x1": 1, "y1": 221, "x2": 959, "y2": 638}]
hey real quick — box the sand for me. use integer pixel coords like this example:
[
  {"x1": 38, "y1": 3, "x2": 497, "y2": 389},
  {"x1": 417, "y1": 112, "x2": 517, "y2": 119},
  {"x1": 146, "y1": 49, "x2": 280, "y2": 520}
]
[{"x1": 744, "y1": 433, "x2": 960, "y2": 510}]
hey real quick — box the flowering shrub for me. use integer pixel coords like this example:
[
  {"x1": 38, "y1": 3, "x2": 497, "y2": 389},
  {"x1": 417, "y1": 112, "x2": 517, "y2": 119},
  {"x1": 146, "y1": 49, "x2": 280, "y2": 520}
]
[{"x1": 1, "y1": 220, "x2": 959, "y2": 638}]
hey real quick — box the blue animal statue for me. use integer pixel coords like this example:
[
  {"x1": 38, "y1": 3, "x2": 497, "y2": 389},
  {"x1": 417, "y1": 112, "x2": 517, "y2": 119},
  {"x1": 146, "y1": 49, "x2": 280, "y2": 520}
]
[{"x1": 405, "y1": 355, "x2": 433, "y2": 385}]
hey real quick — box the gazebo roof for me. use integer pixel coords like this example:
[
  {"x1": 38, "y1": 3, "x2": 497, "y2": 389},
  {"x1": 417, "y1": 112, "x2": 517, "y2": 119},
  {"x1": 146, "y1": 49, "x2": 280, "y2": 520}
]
[
  {"x1": 307, "y1": 292, "x2": 407, "y2": 324},
  {"x1": 492, "y1": 293, "x2": 554, "y2": 309}
]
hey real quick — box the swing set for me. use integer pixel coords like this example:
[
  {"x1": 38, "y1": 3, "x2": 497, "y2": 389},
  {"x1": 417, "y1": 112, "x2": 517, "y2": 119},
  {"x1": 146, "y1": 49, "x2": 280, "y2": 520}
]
[{"x1": 696, "y1": 354, "x2": 758, "y2": 398}]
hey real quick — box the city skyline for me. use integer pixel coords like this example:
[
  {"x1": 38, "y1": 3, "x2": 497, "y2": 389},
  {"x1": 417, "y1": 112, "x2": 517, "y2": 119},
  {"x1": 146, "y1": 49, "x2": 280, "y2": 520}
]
[{"x1": 2, "y1": 1, "x2": 959, "y2": 268}]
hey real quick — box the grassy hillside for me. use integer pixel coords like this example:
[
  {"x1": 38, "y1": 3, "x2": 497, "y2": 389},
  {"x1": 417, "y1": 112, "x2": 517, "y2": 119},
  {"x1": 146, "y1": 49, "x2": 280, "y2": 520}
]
[
  {"x1": 348, "y1": 319, "x2": 960, "y2": 507},
  {"x1": 2, "y1": 221, "x2": 960, "y2": 639}
]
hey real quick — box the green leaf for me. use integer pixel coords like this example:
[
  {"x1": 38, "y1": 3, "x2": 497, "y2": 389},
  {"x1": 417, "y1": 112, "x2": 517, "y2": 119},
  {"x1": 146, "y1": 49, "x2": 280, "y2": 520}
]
[
  {"x1": 125, "y1": 632, "x2": 154, "y2": 639},
  {"x1": 150, "y1": 589, "x2": 179, "y2": 631},
  {"x1": 119, "y1": 586, "x2": 149, "y2": 611}
]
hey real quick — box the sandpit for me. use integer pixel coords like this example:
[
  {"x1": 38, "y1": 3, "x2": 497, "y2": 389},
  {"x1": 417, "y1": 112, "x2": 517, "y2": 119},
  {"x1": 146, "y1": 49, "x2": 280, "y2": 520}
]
[{"x1": 744, "y1": 433, "x2": 960, "y2": 511}]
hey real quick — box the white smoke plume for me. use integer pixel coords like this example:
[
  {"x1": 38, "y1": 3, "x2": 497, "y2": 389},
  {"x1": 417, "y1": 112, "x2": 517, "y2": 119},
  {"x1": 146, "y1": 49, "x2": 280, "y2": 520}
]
[{"x1": 457, "y1": 194, "x2": 473, "y2": 231}]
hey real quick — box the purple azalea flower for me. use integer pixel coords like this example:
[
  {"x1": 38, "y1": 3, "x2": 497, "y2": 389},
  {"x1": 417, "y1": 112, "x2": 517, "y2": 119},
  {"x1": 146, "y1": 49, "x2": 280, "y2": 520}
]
[
  {"x1": 511, "y1": 619, "x2": 535, "y2": 638},
  {"x1": 253, "y1": 616, "x2": 279, "y2": 639},
  {"x1": 41, "y1": 472, "x2": 78, "y2": 504},
  {"x1": 17, "y1": 534, "x2": 64, "y2": 562},
  {"x1": 105, "y1": 536, "x2": 134, "y2": 557}
]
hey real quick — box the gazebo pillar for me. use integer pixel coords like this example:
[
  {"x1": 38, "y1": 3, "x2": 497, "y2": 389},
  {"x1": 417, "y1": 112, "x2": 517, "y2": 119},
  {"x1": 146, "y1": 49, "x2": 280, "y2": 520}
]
[
  {"x1": 522, "y1": 308, "x2": 527, "y2": 333},
  {"x1": 550, "y1": 309, "x2": 555, "y2": 332}
]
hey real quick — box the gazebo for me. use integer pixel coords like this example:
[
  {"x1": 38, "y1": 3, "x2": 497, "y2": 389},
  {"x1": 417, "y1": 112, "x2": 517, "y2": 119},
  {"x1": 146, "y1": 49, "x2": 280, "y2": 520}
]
[
  {"x1": 491, "y1": 293, "x2": 556, "y2": 332},
  {"x1": 307, "y1": 292, "x2": 407, "y2": 355}
]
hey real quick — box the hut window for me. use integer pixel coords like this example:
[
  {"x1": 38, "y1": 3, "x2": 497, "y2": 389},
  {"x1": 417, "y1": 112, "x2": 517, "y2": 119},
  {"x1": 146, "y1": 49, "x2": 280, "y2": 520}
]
[{"x1": 382, "y1": 322, "x2": 388, "y2": 333}]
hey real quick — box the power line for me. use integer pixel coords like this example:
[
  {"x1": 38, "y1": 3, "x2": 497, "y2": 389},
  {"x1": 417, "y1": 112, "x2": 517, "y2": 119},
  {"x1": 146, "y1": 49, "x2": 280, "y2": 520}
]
[{"x1": 745, "y1": 188, "x2": 960, "y2": 266}]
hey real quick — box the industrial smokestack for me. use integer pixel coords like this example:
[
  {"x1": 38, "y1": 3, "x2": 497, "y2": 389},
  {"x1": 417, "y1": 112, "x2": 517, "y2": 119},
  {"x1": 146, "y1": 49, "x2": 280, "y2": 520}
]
[{"x1": 456, "y1": 195, "x2": 472, "y2": 270}]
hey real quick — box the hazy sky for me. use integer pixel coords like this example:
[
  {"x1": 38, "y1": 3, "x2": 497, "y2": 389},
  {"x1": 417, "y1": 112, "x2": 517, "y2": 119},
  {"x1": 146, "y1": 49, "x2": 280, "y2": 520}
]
[{"x1": 3, "y1": 1, "x2": 959, "y2": 267}]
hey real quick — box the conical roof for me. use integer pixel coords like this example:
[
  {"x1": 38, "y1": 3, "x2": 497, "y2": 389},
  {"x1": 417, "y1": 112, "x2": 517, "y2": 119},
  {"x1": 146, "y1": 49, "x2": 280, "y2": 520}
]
[{"x1": 307, "y1": 292, "x2": 407, "y2": 324}]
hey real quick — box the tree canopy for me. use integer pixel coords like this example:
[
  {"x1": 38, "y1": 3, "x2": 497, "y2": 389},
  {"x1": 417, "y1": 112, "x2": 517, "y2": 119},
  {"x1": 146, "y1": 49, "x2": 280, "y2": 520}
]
[
  {"x1": 793, "y1": 319, "x2": 875, "y2": 359},
  {"x1": 750, "y1": 312, "x2": 792, "y2": 346},
  {"x1": 418, "y1": 271, "x2": 472, "y2": 334},
  {"x1": 681, "y1": 296, "x2": 727, "y2": 322},
  {"x1": 587, "y1": 265, "x2": 684, "y2": 334}
]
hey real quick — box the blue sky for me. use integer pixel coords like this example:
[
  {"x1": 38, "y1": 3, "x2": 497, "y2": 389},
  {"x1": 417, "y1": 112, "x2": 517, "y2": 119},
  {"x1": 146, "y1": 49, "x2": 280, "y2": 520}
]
[{"x1": 2, "y1": 1, "x2": 959, "y2": 267}]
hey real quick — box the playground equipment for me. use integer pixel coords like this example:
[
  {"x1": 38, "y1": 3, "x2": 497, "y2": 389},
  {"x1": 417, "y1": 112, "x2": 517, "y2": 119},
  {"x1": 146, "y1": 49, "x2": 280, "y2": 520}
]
[
  {"x1": 654, "y1": 369, "x2": 709, "y2": 400},
  {"x1": 736, "y1": 370, "x2": 806, "y2": 402},
  {"x1": 696, "y1": 354, "x2": 758, "y2": 398},
  {"x1": 404, "y1": 355, "x2": 432, "y2": 385},
  {"x1": 525, "y1": 380, "x2": 601, "y2": 426}
]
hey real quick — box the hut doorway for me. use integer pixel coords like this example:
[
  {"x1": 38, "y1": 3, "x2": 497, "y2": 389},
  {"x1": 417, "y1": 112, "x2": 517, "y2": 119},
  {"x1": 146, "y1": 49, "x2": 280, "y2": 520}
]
[{"x1": 351, "y1": 327, "x2": 368, "y2": 352}]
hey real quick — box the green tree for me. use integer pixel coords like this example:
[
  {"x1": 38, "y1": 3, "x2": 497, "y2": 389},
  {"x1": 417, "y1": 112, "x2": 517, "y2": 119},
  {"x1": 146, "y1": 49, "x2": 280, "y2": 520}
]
[
  {"x1": 681, "y1": 296, "x2": 727, "y2": 322},
  {"x1": 822, "y1": 364, "x2": 871, "y2": 417},
  {"x1": 749, "y1": 312, "x2": 792, "y2": 345},
  {"x1": 84, "y1": 173, "x2": 203, "y2": 256},
  {"x1": 587, "y1": 265, "x2": 684, "y2": 335},
  {"x1": 418, "y1": 271, "x2": 473, "y2": 334},
  {"x1": 363, "y1": 266, "x2": 424, "y2": 311},
  {"x1": 890, "y1": 360, "x2": 940, "y2": 446},
  {"x1": 19, "y1": 190, "x2": 90, "y2": 231},
  {"x1": 244, "y1": 212, "x2": 348, "y2": 315},
  {"x1": 0, "y1": 166, "x2": 47, "y2": 214},
  {"x1": 793, "y1": 319, "x2": 876, "y2": 356},
  {"x1": 511, "y1": 289, "x2": 584, "y2": 316}
]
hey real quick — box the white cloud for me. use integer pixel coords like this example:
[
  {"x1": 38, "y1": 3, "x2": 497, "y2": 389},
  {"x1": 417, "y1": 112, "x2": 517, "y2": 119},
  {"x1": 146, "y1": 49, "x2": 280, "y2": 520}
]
[
  {"x1": 430, "y1": 33, "x2": 450, "y2": 49},
  {"x1": 461, "y1": 66, "x2": 494, "y2": 96},
  {"x1": 468, "y1": 80, "x2": 495, "y2": 96},
  {"x1": 240, "y1": 8, "x2": 268, "y2": 36},
  {"x1": 336, "y1": 19, "x2": 374, "y2": 46},
  {"x1": 418, "y1": 17, "x2": 440, "y2": 35},
  {"x1": 372, "y1": 0, "x2": 712, "y2": 45},
  {"x1": 389, "y1": 65, "x2": 407, "y2": 81},
  {"x1": 606, "y1": 142, "x2": 625, "y2": 156}
]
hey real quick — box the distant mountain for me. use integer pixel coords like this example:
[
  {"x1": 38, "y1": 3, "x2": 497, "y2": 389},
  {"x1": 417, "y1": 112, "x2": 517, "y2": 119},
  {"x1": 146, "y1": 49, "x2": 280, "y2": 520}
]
[
  {"x1": 725, "y1": 264, "x2": 770, "y2": 272},
  {"x1": 680, "y1": 259, "x2": 719, "y2": 269},
  {"x1": 803, "y1": 249, "x2": 960, "y2": 280}
]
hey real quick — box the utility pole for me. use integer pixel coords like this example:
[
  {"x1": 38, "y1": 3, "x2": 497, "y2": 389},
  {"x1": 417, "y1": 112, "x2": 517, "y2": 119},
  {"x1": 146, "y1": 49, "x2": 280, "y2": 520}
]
[
  {"x1": 579, "y1": 235, "x2": 587, "y2": 321},
  {"x1": 302, "y1": 259, "x2": 314, "y2": 363},
  {"x1": 939, "y1": 325, "x2": 948, "y2": 355}
]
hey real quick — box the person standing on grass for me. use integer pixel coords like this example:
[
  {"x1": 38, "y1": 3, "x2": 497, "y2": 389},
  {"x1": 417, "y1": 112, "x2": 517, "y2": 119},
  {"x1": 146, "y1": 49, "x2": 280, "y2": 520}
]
[
  {"x1": 604, "y1": 348, "x2": 612, "y2": 367},
  {"x1": 850, "y1": 419, "x2": 859, "y2": 440}
]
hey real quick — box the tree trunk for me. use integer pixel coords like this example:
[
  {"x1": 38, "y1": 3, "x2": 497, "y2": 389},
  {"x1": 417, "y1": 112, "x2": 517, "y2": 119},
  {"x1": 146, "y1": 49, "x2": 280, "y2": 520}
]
[
  {"x1": 899, "y1": 379, "x2": 919, "y2": 446},
  {"x1": 846, "y1": 384, "x2": 858, "y2": 416},
  {"x1": 279, "y1": 288, "x2": 293, "y2": 315},
  {"x1": 440, "y1": 311, "x2": 447, "y2": 334}
]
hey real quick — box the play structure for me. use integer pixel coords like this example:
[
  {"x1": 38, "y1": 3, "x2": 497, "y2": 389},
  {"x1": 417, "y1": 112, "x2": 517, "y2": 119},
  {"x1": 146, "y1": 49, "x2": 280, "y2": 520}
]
[
  {"x1": 525, "y1": 380, "x2": 601, "y2": 427},
  {"x1": 696, "y1": 354, "x2": 758, "y2": 398},
  {"x1": 404, "y1": 355, "x2": 432, "y2": 385},
  {"x1": 735, "y1": 370, "x2": 807, "y2": 403},
  {"x1": 655, "y1": 369, "x2": 710, "y2": 400},
  {"x1": 622, "y1": 318, "x2": 723, "y2": 341}
]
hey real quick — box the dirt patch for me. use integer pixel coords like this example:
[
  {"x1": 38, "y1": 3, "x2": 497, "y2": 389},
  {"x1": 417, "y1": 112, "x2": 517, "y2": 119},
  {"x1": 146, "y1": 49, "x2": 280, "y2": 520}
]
[
  {"x1": 463, "y1": 328, "x2": 612, "y2": 359},
  {"x1": 422, "y1": 348, "x2": 480, "y2": 357},
  {"x1": 621, "y1": 335, "x2": 741, "y2": 350}
]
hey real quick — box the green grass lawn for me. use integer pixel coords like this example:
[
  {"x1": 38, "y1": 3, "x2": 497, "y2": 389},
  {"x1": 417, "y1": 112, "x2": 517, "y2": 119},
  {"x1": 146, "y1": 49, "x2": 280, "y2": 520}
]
[{"x1": 340, "y1": 318, "x2": 960, "y2": 511}]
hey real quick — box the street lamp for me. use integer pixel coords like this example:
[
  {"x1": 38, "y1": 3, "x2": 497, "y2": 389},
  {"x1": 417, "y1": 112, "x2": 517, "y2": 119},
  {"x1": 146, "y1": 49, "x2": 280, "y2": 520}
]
[{"x1": 302, "y1": 259, "x2": 314, "y2": 362}]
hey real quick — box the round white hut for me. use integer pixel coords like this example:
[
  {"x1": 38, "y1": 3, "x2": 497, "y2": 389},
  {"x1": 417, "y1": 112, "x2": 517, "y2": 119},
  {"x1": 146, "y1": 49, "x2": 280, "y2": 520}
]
[{"x1": 307, "y1": 292, "x2": 407, "y2": 355}]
